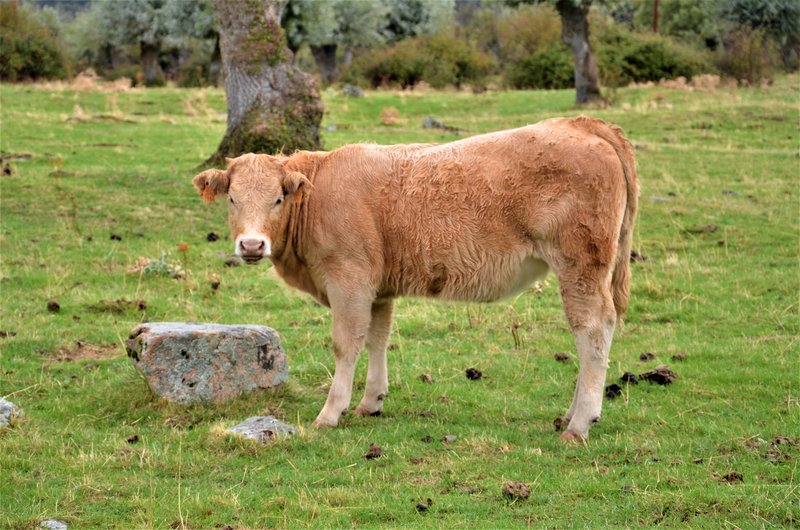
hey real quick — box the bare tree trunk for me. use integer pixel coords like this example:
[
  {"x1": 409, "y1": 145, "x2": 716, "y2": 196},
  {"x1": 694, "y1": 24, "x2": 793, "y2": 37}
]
[
  {"x1": 555, "y1": 0, "x2": 604, "y2": 105},
  {"x1": 209, "y1": 34, "x2": 222, "y2": 87},
  {"x1": 342, "y1": 46, "x2": 353, "y2": 68},
  {"x1": 310, "y1": 43, "x2": 339, "y2": 85},
  {"x1": 652, "y1": 0, "x2": 660, "y2": 33},
  {"x1": 206, "y1": 0, "x2": 323, "y2": 166},
  {"x1": 140, "y1": 41, "x2": 164, "y2": 87}
]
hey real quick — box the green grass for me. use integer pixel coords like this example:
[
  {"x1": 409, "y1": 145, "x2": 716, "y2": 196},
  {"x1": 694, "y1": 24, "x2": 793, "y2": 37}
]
[{"x1": 1, "y1": 78, "x2": 798, "y2": 528}]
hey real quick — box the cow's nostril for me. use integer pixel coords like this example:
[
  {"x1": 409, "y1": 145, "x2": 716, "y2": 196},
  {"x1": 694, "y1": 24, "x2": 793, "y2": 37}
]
[{"x1": 239, "y1": 238, "x2": 266, "y2": 256}]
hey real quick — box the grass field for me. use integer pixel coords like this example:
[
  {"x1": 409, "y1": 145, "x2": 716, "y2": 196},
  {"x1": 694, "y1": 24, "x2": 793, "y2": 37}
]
[{"x1": 1, "y1": 77, "x2": 798, "y2": 528}]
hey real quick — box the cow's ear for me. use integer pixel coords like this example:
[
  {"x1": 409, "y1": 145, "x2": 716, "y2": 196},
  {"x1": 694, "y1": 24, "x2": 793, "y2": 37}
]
[
  {"x1": 192, "y1": 169, "x2": 229, "y2": 203},
  {"x1": 282, "y1": 171, "x2": 312, "y2": 201}
]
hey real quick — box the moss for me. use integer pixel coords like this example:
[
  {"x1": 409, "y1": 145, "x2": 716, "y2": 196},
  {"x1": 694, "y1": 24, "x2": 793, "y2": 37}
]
[
  {"x1": 205, "y1": 73, "x2": 324, "y2": 167},
  {"x1": 227, "y1": 0, "x2": 288, "y2": 70}
]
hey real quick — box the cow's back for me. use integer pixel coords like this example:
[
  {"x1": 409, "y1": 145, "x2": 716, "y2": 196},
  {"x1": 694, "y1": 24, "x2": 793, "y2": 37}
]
[{"x1": 304, "y1": 120, "x2": 627, "y2": 302}]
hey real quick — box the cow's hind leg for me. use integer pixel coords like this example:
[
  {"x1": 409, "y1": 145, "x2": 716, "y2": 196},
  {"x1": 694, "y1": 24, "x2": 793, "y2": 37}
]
[
  {"x1": 558, "y1": 278, "x2": 617, "y2": 440},
  {"x1": 354, "y1": 299, "x2": 394, "y2": 416},
  {"x1": 313, "y1": 284, "x2": 373, "y2": 428}
]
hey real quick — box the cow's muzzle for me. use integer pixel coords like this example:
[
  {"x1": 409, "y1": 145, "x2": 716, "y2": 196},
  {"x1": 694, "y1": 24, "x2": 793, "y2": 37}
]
[{"x1": 236, "y1": 236, "x2": 270, "y2": 264}]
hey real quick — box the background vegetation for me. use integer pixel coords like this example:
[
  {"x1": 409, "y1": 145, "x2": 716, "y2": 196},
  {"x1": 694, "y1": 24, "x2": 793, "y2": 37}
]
[
  {"x1": 2, "y1": 0, "x2": 798, "y2": 89},
  {"x1": 0, "y1": 74, "x2": 798, "y2": 527}
]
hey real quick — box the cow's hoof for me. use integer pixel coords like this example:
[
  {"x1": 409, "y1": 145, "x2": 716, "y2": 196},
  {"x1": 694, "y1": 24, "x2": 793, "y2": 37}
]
[
  {"x1": 312, "y1": 416, "x2": 339, "y2": 429},
  {"x1": 353, "y1": 405, "x2": 382, "y2": 417},
  {"x1": 559, "y1": 430, "x2": 587, "y2": 442}
]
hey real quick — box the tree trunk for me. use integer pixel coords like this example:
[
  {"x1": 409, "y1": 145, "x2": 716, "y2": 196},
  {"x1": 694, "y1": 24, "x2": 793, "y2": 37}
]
[
  {"x1": 310, "y1": 43, "x2": 339, "y2": 85},
  {"x1": 342, "y1": 46, "x2": 353, "y2": 68},
  {"x1": 206, "y1": 0, "x2": 323, "y2": 166},
  {"x1": 140, "y1": 41, "x2": 165, "y2": 87},
  {"x1": 555, "y1": 0, "x2": 604, "y2": 105},
  {"x1": 209, "y1": 34, "x2": 222, "y2": 87},
  {"x1": 652, "y1": 0, "x2": 660, "y2": 33}
]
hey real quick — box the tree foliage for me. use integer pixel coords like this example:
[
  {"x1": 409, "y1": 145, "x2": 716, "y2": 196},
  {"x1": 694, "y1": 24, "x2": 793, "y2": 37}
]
[
  {"x1": 382, "y1": 0, "x2": 454, "y2": 42},
  {"x1": 0, "y1": 1, "x2": 66, "y2": 81}
]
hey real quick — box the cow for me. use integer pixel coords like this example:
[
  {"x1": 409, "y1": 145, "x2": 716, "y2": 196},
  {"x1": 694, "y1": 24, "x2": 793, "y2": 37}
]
[{"x1": 192, "y1": 116, "x2": 639, "y2": 440}]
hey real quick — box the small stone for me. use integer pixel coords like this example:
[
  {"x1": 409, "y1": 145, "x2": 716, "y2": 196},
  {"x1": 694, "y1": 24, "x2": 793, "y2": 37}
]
[
  {"x1": 364, "y1": 443, "x2": 383, "y2": 460},
  {"x1": 502, "y1": 481, "x2": 531, "y2": 501},
  {"x1": 620, "y1": 371, "x2": 639, "y2": 384},
  {"x1": 206, "y1": 232, "x2": 219, "y2": 242},
  {"x1": 126, "y1": 434, "x2": 139, "y2": 444},
  {"x1": 420, "y1": 435, "x2": 433, "y2": 443},
  {"x1": 228, "y1": 416, "x2": 297, "y2": 442},
  {"x1": 415, "y1": 502, "x2": 429, "y2": 513},
  {"x1": 126, "y1": 322, "x2": 288, "y2": 404},
  {"x1": 640, "y1": 364, "x2": 678, "y2": 385},
  {"x1": 605, "y1": 383, "x2": 622, "y2": 399},
  {"x1": 0, "y1": 398, "x2": 21, "y2": 428},
  {"x1": 39, "y1": 520, "x2": 67, "y2": 530},
  {"x1": 442, "y1": 434, "x2": 457, "y2": 443},
  {"x1": 419, "y1": 373, "x2": 433, "y2": 383},
  {"x1": 341, "y1": 84, "x2": 364, "y2": 98},
  {"x1": 47, "y1": 300, "x2": 60, "y2": 313},
  {"x1": 640, "y1": 352, "x2": 656, "y2": 361},
  {"x1": 110, "y1": 233, "x2": 122, "y2": 241},
  {"x1": 554, "y1": 352, "x2": 570, "y2": 362},
  {"x1": 465, "y1": 367, "x2": 482, "y2": 380}
]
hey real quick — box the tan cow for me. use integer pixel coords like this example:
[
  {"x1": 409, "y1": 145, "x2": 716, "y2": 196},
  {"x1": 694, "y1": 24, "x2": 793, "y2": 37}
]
[{"x1": 192, "y1": 116, "x2": 638, "y2": 440}]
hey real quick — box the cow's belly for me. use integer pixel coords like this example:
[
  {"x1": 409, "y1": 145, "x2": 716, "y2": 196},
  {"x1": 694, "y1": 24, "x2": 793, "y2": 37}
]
[
  {"x1": 440, "y1": 256, "x2": 550, "y2": 303},
  {"x1": 497, "y1": 256, "x2": 550, "y2": 300}
]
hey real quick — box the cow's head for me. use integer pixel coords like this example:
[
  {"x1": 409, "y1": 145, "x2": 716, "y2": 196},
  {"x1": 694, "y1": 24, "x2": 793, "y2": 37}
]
[{"x1": 192, "y1": 153, "x2": 311, "y2": 264}]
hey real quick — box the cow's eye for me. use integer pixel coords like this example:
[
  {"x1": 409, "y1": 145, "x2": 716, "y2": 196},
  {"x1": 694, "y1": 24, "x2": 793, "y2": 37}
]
[
  {"x1": 229, "y1": 197, "x2": 235, "y2": 205},
  {"x1": 274, "y1": 196, "x2": 283, "y2": 206}
]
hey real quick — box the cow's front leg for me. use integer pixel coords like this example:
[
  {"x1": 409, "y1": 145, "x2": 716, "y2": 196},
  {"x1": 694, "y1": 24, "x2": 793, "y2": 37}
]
[
  {"x1": 313, "y1": 284, "x2": 373, "y2": 428},
  {"x1": 354, "y1": 299, "x2": 394, "y2": 416}
]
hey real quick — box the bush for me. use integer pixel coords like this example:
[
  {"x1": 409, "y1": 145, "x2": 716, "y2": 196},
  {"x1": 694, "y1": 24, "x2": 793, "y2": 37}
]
[
  {"x1": 593, "y1": 20, "x2": 714, "y2": 86},
  {"x1": 716, "y1": 26, "x2": 780, "y2": 83},
  {"x1": 468, "y1": 3, "x2": 561, "y2": 66},
  {"x1": 346, "y1": 35, "x2": 494, "y2": 89},
  {"x1": 0, "y1": 1, "x2": 67, "y2": 81},
  {"x1": 506, "y1": 43, "x2": 574, "y2": 89}
]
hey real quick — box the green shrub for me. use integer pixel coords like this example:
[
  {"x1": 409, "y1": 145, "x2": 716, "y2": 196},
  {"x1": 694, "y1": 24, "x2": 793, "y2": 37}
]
[
  {"x1": 177, "y1": 62, "x2": 210, "y2": 88},
  {"x1": 593, "y1": 20, "x2": 714, "y2": 86},
  {"x1": 716, "y1": 26, "x2": 780, "y2": 83},
  {"x1": 506, "y1": 42, "x2": 574, "y2": 89},
  {"x1": 104, "y1": 64, "x2": 143, "y2": 87},
  {"x1": 346, "y1": 35, "x2": 494, "y2": 89},
  {"x1": 0, "y1": 1, "x2": 67, "y2": 81}
]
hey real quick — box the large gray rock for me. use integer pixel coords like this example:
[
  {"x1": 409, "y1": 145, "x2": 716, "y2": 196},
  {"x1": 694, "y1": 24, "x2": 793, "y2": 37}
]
[
  {"x1": 126, "y1": 322, "x2": 288, "y2": 405},
  {"x1": 0, "y1": 398, "x2": 21, "y2": 428},
  {"x1": 228, "y1": 415, "x2": 297, "y2": 442}
]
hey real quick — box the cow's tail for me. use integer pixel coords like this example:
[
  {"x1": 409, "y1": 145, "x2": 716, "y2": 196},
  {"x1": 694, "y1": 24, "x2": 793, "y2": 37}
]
[{"x1": 575, "y1": 116, "x2": 640, "y2": 323}]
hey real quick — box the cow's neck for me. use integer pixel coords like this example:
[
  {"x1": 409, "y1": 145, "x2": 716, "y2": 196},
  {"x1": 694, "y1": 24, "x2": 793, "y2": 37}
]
[{"x1": 269, "y1": 151, "x2": 327, "y2": 305}]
